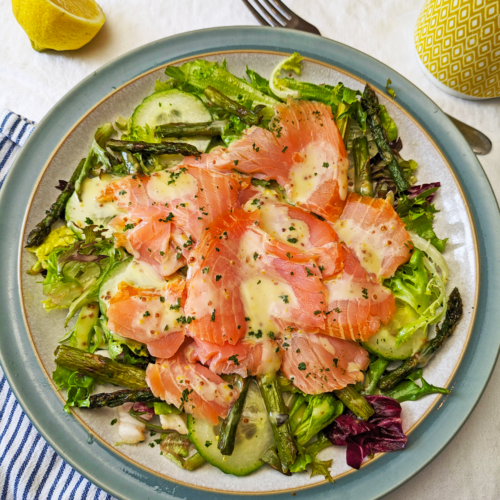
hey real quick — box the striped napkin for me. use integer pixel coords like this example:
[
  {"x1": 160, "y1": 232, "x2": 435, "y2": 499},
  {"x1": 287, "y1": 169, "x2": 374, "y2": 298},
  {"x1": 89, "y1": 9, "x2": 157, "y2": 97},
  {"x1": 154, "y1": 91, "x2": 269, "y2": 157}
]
[{"x1": 0, "y1": 110, "x2": 113, "y2": 500}]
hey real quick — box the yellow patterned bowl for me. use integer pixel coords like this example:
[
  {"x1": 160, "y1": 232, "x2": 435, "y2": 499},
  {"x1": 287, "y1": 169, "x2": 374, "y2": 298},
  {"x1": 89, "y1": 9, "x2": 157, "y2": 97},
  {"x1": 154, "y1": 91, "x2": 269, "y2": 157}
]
[{"x1": 415, "y1": 0, "x2": 500, "y2": 99}]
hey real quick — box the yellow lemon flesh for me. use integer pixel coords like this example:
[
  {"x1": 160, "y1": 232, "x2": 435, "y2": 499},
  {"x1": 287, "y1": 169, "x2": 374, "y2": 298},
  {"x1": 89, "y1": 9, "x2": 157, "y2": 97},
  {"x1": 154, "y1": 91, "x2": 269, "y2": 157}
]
[{"x1": 12, "y1": 0, "x2": 106, "y2": 52}]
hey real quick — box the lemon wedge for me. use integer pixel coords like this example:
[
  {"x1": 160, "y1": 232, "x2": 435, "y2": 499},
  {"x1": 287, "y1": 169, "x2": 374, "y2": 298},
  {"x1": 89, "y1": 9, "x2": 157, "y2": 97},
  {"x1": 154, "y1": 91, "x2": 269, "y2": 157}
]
[{"x1": 12, "y1": 0, "x2": 106, "y2": 52}]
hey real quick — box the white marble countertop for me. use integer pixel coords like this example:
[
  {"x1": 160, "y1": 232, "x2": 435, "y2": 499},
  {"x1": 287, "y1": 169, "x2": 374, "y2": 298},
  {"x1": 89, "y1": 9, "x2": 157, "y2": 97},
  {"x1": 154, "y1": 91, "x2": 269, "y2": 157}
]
[{"x1": 1, "y1": 0, "x2": 498, "y2": 498}]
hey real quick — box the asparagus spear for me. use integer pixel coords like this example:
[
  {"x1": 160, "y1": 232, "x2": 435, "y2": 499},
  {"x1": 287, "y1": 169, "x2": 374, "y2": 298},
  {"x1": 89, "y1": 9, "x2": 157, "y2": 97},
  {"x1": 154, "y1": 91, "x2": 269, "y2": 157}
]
[
  {"x1": 204, "y1": 86, "x2": 260, "y2": 125},
  {"x1": 54, "y1": 345, "x2": 147, "y2": 390},
  {"x1": 362, "y1": 356, "x2": 389, "y2": 396},
  {"x1": 335, "y1": 102, "x2": 351, "y2": 146},
  {"x1": 334, "y1": 385, "x2": 374, "y2": 420},
  {"x1": 218, "y1": 378, "x2": 251, "y2": 455},
  {"x1": 107, "y1": 139, "x2": 200, "y2": 156},
  {"x1": 88, "y1": 388, "x2": 160, "y2": 408},
  {"x1": 155, "y1": 120, "x2": 230, "y2": 138},
  {"x1": 378, "y1": 287, "x2": 463, "y2": 391},
  {"x1": 353, "y1": 136, "x2": 374, "y2": 197},
  {"x1": 25, "y1": 158, "x2": 85, "y2": 248},
  {"x1": 361, "y1": 85, "x2": 410, "y2": 192},
  {"x1": 257, "y1": 373, "x2": 297, "y2": 473}
]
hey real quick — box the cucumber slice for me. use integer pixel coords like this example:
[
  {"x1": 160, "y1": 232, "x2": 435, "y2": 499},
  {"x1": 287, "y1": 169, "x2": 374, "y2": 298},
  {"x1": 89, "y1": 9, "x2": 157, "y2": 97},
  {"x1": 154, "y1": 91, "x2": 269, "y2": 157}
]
[
  {"x1": 362, "y1": 303, "x2": 427, "y2": 360},
  {"x1": 188, "y1": 381, "x2": 275, "y2": 476},
  {"x1": 98, "y1": 257, "x2": 165, "y2": 316},
  {"x1": 66, "y1": 174, "x2": 121, "y2": 238},
  {"x1": 131, "y1": 89, "x2": 212, "y2": 152}
]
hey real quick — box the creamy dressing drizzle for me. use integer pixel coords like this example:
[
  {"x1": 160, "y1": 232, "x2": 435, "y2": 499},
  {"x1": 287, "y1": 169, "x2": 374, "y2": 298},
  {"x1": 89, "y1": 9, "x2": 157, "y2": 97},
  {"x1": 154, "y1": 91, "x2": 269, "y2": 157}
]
[
  {"x1": 333, "y1": 219, "x2": 385, "y2": 277},
  {"x1": 67, "y1": 175, "x2": 121, "y2": 235},
  {"x1": 146, "y1": 170, "x2": 198, "y2": 204},
  {"x1": 289, "y1": 141, "x2": 348, "y2": 204},
  {"x1": 324, "y1": 276, "x2": 365, "y2": 302},
  {"x1": 101, "y1": 259, "x2": 165, "y2": 309}
]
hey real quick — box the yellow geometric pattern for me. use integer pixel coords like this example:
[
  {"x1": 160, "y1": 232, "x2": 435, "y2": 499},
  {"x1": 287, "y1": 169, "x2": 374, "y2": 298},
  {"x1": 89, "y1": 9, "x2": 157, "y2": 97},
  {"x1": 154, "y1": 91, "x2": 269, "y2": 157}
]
[{"x1": 415, "y1": 0, "x2": 500, "y2": 98}]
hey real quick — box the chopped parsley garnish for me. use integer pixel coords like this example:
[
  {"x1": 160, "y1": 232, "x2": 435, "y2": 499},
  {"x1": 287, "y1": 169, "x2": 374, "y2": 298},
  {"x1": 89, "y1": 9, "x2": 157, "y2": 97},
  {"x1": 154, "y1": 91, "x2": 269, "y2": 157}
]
[
  {"x1": 118, "y1": 190, "x2": 127, "y2": 195},
  {"x1": 245, "y1": 317, "x2": 251, "y2": 321},
  {"x1": 210, "y1": 309, "x2": 216, "y2": 322},
  {"x1": 143, "y1": 311, "x2": 151, "y2": 317},
  {"x1": 314, "y1": 310, "x2": 321, "y2": 315},
  {"x1": 267, "y1": 331, "x2": 275, "y2": 339},
  {"x1": 170, "y1": 298, "x2": 181, "y2": 311},
  {"x1": 85, "y1": 217, "x2": 94, "y2": 225},
  {"x1": 298, "y1": 362, "x2": 306, "y2": 371},
  {"x1": 362, "y1": 288, "x2": 369, "y2": 299},
  {"x1": 305, "y1": 267, "x2": 314, "y2": 277},
  {"x1": 234, "y1": 160, "x2": 239, "y2": 166},
  {"x1": 288, "y1": 226, "x2": 296, "y2": 231},
  {"x1": 160, "y1": 297, "x2": 165, "y2": 303},
  {"x1": 279, "y1": 295, "x2": 289, "y2": 304},
  {"x1": 110, "y1": 419, "x2": 117, "y2": 426},
  {"x1": 319, "y1": 265, "x2": 325, "y2": 272},
  {"x1": 177, "y1": 315, "x2": 195, "y2": 324},
  {"x1": 334, "y1": 307, "x2": 342, "y2": 313},
  {"x1": 205, "y1": 441, "x2": 212, "y2": 448},
  {"x1": 286, "y1": 252, "x2": 292, "y2": 259},
  {"x1": 123, "y1": 223, "x2": 135, "y2": 231},
  {"x1": 179, "y1": 388, "x2": 193, "y2": 410},
  {"x1": 202, "y1": 267, "x2": 209, "y2": 274},
  {"x1": 215, "y1": 275, "x2": 222, "y2": 282},
  {"x1": 322, "y1": 162, "x2": 329, "y2": 168},
  {"x1": 168, "y1": 167, "x2": 187, "y2": 185},
  {"x1": 253, "y1": 252, "x2": 259, "y2": 260},
  {"x1": 183, "y1": 235, "x2": 194, "y2": 250},
  {"x1": 257, "y1": 280, "x2": 261, "y2": 285},
  {"x1": 282, "y1": 146, "x2": 288, "y2": 153},
  {"x1": 229, "y1": 354, "x2": 240, "y2": 365},
  {"x1": 164, "y1": 324, "x2": 169, "y2": 331},
  {"x1": 159, "y1": 213, "x2": 174, "y2": 223},
  {"x1": 159, "y1": 251, "x2": 165, "y2": 256},
  {"x1": 287, "y1": 237, "x2": 298, "y2": 244}
]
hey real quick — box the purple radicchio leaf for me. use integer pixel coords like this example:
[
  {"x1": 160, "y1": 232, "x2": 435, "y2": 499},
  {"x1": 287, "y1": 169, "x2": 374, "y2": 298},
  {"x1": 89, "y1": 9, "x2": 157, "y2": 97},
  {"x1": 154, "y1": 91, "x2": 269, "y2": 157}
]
[
  {"x1": 389, "y1": 137, "x2": 403, "y2": 152},
  {"x1": 325, "y1": 395, "x2": 408, "y2": 470},
  {"x1": 55, "y1": 179, "x2": 69, "y2": 191},
  {"x1": 408, "y1": 182, "x2": 441, "y2": 202},
  {"x1": 132, "y1": 402, "x2": 154, "y2": 421}
]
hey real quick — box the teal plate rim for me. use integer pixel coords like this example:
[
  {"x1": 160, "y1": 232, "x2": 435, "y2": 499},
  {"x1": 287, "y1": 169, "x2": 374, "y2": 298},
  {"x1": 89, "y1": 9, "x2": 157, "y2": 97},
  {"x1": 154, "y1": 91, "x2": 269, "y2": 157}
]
[{"x1": 1, "y1": 27, "x2": 499, "y2": 500}]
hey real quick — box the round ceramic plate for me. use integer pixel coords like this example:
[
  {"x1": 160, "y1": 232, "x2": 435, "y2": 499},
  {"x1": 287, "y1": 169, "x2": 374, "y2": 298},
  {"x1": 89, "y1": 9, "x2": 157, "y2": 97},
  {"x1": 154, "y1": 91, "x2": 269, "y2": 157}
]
[{"x1": 1, "y1": 27, "x2": 499, "y2": 500}]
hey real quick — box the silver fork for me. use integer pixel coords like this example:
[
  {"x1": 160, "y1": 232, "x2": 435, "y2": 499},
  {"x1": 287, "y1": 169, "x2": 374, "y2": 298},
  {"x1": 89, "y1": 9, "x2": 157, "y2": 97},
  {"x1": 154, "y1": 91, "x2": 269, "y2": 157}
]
[
  {"x1": 242, "y1": 0, "x2": 321, "y2": 35},
  {"x1": 241, "y1": 0, "x2": 492, "y2": 155}
]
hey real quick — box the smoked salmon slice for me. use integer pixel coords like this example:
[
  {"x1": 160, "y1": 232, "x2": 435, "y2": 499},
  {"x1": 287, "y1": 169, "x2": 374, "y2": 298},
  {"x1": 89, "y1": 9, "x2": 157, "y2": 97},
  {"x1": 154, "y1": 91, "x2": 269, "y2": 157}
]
[
  {"x1": 185, "y1": 337, "x2": 282, "y2": 378},
  {"x1": 145, "y1": 341, "x2": 241, "y2": 425},
  {"x1": 106, "y1": 281, "x2": 186, "y2": 358},
  {"x1": 279, "y1": 332, "x2": 370, "y2": 394},
  {"x1": 183, "y1": 98, "x2": 348, "y2": 222},
  {"x1": 241, "y1": 187, "x2": 345, "y2": 278},
  {"x1": 321, "y1": 246, "x2": 396, "y2": 342},
  {"x1": 184, "y1": 209, "x2": 327, "y2": 346},
  {"x1": 333, "y1": 192, "x2": 412, "y2": 280}
]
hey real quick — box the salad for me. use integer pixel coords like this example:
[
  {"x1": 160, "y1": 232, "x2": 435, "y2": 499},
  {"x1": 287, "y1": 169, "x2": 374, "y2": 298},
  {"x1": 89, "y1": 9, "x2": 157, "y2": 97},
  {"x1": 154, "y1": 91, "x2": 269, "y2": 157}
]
[{"x1": 25, "y1": 53, "x2": 463, "y2": 481}]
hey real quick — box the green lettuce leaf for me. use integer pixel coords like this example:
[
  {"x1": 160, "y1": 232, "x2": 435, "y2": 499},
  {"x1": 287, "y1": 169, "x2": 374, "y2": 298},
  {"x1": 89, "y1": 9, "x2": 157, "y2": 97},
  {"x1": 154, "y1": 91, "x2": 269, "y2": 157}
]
[
  {"x1": 164, "y1": 60, "x2": 277, "y2": 117},
  {"x1": 27, "y1": 225, "x2": 77, "y2": 271},
  {"x1": 53, "y1": 365, "x2": 95, "y2": 413},
  {"x1": 378, "y1": 104, "x2": 398, "y2": 142},
  {"x1": 397, "y1": 187, "x2": 447, "y2": 252},
  {"x1": 386, "y1": 369, "x2": 449, "y2": 402}
]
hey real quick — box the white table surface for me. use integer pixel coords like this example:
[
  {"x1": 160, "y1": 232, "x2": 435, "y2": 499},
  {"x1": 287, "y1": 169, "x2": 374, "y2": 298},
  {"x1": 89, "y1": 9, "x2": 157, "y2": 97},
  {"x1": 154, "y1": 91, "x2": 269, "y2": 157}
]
[{"x1": 1, "y1": 1, "x2": 499, "y2": 498}]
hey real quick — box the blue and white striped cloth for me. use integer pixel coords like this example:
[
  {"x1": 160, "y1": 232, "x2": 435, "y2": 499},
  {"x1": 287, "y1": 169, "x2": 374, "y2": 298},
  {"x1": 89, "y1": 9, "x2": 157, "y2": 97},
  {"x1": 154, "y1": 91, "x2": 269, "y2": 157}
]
[{"x1": 0, "y1": 110, "x2": 114, "y2": 500}]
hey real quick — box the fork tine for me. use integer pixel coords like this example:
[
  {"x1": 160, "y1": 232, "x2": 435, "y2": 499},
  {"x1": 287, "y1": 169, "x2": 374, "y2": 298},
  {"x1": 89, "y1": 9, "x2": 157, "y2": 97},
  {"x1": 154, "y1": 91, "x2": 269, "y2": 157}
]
[
  {"x1": 242, "y1": 0, "x2": 280, "y2": 27},
  {"x1": 269, "y1": 0, "x2": 295, "y2": 18},
  {"x1": 241, "y1": 0, "x2": 270, "y2": 26},
  {"x1": 258, "y1": 0, "x2": 289, "y2": 24}
]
